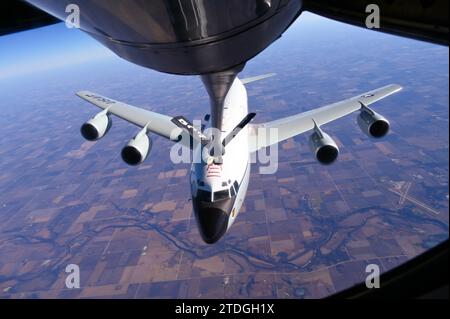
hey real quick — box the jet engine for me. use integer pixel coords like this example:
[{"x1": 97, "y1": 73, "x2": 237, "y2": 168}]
[
  {"x1": 121, "y1": 126, "x2": 152, "y2": 166},
  {"x1": 309, "y1": 123, "x2": 339, "y2": 165},
  {"x1": 80, "y1": 110, "x2": 112, "y2": 141},
  {"x1": 357, "y1": 104, "x2": 390, "y2": 138}
]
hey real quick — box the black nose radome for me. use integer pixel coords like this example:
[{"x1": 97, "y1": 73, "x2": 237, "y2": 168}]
[{"x1": 194, "y1": 207, "x2": 229, "y2": 244}]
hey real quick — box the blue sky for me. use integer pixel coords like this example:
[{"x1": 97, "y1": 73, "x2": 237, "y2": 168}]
[{"x1": 0, "y1": 22, "x2": 114, "y2": 80}]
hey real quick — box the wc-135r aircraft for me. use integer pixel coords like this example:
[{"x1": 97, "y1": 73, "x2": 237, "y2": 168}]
[{"x1": 78, "y1": 75, "x2": 402, "y2": 244}]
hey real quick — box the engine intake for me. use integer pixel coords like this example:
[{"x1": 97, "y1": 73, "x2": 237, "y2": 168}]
[
  {"x1": 309, "y1": 124, "x2": 339, "y2": 165},
  {"x1": 357, "y1": 104, "x2": 390, "y2": 138},
  {"x1": 121, "y1": 127, "x2": 152, "y2": 166},
  {"x1": 80, "y1": 111, "x2": 112, "y2": 141}
]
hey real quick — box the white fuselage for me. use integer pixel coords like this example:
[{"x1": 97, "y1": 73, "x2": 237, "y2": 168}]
[{"x1": 190, "y1": 77, "x2": 251, "y2": 244}]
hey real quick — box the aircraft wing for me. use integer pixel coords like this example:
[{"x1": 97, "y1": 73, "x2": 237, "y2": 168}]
[
  {"x1": 303, "y1": 0, "x2": 448, "y2": 46},
  {"x1": 248, "y1": 84, "x2": 402, "y2": 152},
  {"x1": 76, "y1": 91, "x2": 192, "y2": 147}
]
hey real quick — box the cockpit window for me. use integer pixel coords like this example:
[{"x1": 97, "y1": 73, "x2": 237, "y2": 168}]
[
  {"x1": 213, "y1": 189, "x2": 230, "y2": 201},
  {"x1": 233, "y1": 181, "x2": 239, "y2": 192},
  {"x1": 196, "y1": 182, "x2": 239, "y2": 202},
  {"x1": 230, "y1": 185, "x2": 236, "y2": 197}
]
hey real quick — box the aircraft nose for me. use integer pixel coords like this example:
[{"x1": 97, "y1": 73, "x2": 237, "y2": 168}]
[{"x1": 194, "y1": 206, "x2": 229, "y2": 244}]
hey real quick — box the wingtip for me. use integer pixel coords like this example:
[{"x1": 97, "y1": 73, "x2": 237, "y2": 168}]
[{"x1": 76, "y1": 90, "x2": 94, "y2": 98}]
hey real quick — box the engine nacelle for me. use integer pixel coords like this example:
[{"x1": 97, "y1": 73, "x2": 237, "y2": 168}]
[
  {"x1": 357, "y1": 106, "x2": 390, "y2": 138},
  {"x1": 309, "y1": 125, "x2": 339, "y2": 165},
  {"x1": 80, "y1": 112, "x2": 112, "y2": 141},
  {"x1": 121, "y1": 128, "x2": 152, "y2": 166}
]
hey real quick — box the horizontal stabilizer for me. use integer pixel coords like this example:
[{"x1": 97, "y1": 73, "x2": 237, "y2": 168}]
[{"x1": 241, "y1": 73, "x2": 276, "y2": 85}]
